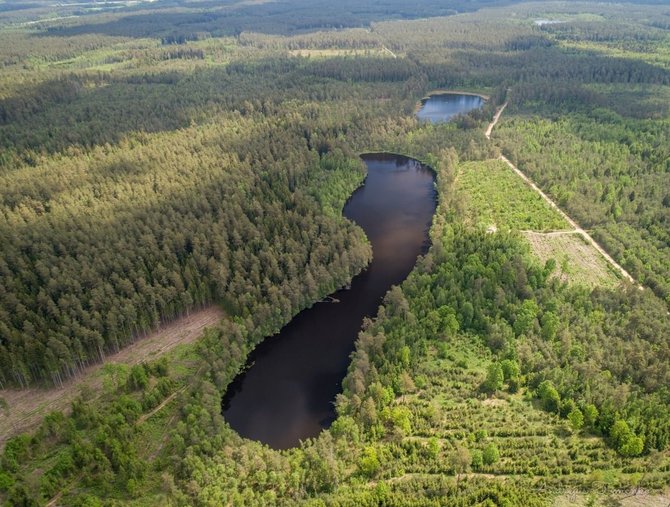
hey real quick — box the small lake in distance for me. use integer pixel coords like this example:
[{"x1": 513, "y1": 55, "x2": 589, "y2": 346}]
[{"x1": 416, "y1": 93, "x2": 485, "y2": 123}]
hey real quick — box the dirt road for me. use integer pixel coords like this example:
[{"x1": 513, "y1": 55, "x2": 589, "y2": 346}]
[
  {"x1": 485, "y1": 101, "x2": 507, "y2": 139},
  {"x1": 497, "y1": 155, "x2": 635, "y2": 284},
  {"x1": 486, "y1": 102, "x2": 637, "y2": 286},
  {"x1": 381, "y1": 45, "x2": 397, "y2": 58}
]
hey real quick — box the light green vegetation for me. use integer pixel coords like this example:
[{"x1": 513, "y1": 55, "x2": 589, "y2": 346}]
[
  {"x1": 289, "y1": 48, "x2": 392, "y2": 58},
  {"x1": 455, "y1": 159, "x2": 570, "y2": 232},
  {"x1": 522, "y1": 232, "x2": 620, "y2": 289},
  {"x1": 0, "y1": 306, "x2": 223, "y2": 450},
  {"x1": 330, "y1": 172, "x2": 670, "y2": 502},
  {"x1": 357, "y1": 333, "x2": 636, "y2": 480},
  {"x1": 541, "y1": 16, "x2": 670, "y2": 71},
  {"x1": 494, "y1": 110, "x2": 670, "y2": 301},
  {"x1": 453, "y1": 159, "x2": 620, "y2": 288},
  {"x1": 557, "y1": 38, "x2": 670, "y2": 71}
]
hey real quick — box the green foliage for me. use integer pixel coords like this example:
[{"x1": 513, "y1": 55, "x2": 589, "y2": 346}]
[
  {"x1": 358, "y1": 446, "x2": 381, "y2": 478},
  {"x1": 471, "y1": 450, "x2": 483, "y2": 470},
  {"x1": 500, "y1": 359, "x2": 520, "y2": 382},
  {"x1": 127, "y1": 365, "x2": 149, "y2": 391},
  {"x1": 483, "y1": 362, "x2": 504, "y2": 392},
  {"x1": 2, "y1": 1, "x2": 670, "y2": 505},
  {"x1": 399, "y1": 345, "x2": 411, "y2": 369},
  {"x1": 456, "y1": 159, "x2": 569, "y2": 232},
  {"x1": 540, "y1": 311, "x2": 560, "y2": 341},
  {"x1": 0, "y1": 472, "x2": 14, "y2": 492},
  {"x1": 1, "y1": 435, "x2": 31, "y2": 473},
  {"x1": 583, "y1": 404, "x2": 599, "y2": 428},
  {"x1": 538, "y1": 381, "x2": 561, "y2": 413},
  {"x1": 496, "y1": 110, "x2": 670, "y2": 301},
  {"x1": 382, "y1": 406, "x2": 412, "y2": 436},
  {"x1": 560, "y1": 398, "x2": 577, "y2": 419},
  {"x1": 568, "y1": 407, "x2": 584, "y2": 431},
  {"x1": 427, "y1": 437, "x2": 440, "y2": 459},
  {"x1": 482, "y1": 443, "x2": 500, "y2": 466},
  {"x1": 610, "y1": 420, "x2": 645, "y2": 457},
  {"x1": 514, "y1": 300, "x2": 539, "y2": 336}
]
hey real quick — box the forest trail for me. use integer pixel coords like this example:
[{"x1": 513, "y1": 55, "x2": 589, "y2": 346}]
[
  {"x1": 498, "y1": 155, "x2": 636, "y2": 285},
  {"x1": 45, "y1": 472, "x2": 83, "y2": 507},
  {"x1": 485, "y1": 101, "x2": 507, "y2": 139},
  {"x1": 137, "y1": 386, "x2": 186, "y2": 425},
  {"x1": 520, "y1": 230, "x2": 581, "y2": 236},
  {"x1": 486, "y1": 102, "x2": 638, "y2": 286},
  {"x1": 0, "y1": 306, "x2": 224, "y2": 451},
  {"x1": 381, "y1": 45, "x2": 397, "y2": 58},
  {"x1": 368, "y1": 24, "x2": 397, "y2": 58}
]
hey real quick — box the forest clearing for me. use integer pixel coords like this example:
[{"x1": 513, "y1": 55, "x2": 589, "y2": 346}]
[
  {"x1": 498, "y1": 154, "x2": 638, "y2": 286},
  {"x1": 0, "y1": 306, "x2": 223, "y2": 450},
  {"x1": 454, "y1": 158, "x2": 619, "y2": 287},
  {"x1": 523, "y1": 231, "x2": 620, "y2": 288},
  {"x1": 484, "y1": 102, "x2": 639, "y2": 286}
]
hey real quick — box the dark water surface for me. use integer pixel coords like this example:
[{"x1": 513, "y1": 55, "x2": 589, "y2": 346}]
[
  {"x1": 222, "y1": 153, "x2": 436, "y2": 449},
  {"x1": 416, "y1": 93, "x2": 484, "y2": 123}
]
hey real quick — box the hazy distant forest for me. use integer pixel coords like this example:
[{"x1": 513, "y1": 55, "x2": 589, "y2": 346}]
[{"x1": 0, "y1": 0, "x2": 669, "y2": 505}]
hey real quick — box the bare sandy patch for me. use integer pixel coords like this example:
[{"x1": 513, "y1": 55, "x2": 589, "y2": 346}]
[{"x1": 523, "y1": 231, "x2": 620, "y2": 288}]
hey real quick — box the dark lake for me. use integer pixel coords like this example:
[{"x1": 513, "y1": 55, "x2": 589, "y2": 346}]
[
  {"x1": 416, "y1": 93, "x2": 485, "y2": 123},
  {"x1": 221, "y1": 153, "x2": 436, "y2": 449}
]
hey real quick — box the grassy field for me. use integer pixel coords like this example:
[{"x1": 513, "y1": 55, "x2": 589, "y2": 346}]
[
  {"x1": 455, "y1": 159, "x2": 570, "y2": 232},
  {"x1": 454, "y1": 159, "x2": 623, "y2": 288},
  {"x1": 523, "y1": 231, "x2": 621, "y2": 288}
]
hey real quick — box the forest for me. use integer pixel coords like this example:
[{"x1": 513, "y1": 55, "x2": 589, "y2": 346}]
[{"x1": 0, "y1": 0, "x2": 669, "y2": 505}]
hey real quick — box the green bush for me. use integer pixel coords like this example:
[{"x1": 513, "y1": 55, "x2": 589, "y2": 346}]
[
  {"x1": 358, "y1": 447, "x2": 381, "y2": 478},
  {"x1": 484, "y1": 362, "x2": 504, "y2": 392},
  {"x1": 127, "y1": 364, "x2": 149, "y2": 391},
  {"x1": 538, "y1": 381, "x2": 561, "y2": 413},
  {"x1": 568, "y1": 408, "x2": 584, "y2": 431},
  {"x1": 0, "y1": 472, "x2": 14, "y2": 492},
  {"x1": 483, "y1": 443, "x2": 500, "y2": 466},
  {"x1": 471, "y1": 450, "x2": 484, "y2": 470}
]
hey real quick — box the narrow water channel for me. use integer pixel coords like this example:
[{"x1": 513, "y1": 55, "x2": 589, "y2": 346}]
[{"x1": 222, "y1": 154, "x2": 436, "y2": 449}]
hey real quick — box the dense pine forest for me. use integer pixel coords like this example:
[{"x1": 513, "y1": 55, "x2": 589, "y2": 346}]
[{"x1": 0, "y1": 0, "x2": 669, "y2": 505}]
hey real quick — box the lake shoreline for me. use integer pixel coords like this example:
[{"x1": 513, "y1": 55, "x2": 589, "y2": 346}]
[
  {"x1": 416, "y1": 92, "x2": 487, "y2": 122},
  {"x1": 221, "y1": 153, "x2": 437, "y2": 449}
]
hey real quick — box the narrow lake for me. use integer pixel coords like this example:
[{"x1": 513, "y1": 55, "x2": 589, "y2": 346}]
[
  {"x1": 417, "y1": 93, "x2": 485, "y2": 123},
  {"x1": 222, "y1": 153, "x2": 436, "y2": 449}
]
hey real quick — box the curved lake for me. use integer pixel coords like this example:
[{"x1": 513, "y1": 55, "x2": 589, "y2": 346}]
[
  {"x1": 222, "y1": 153, "x2": 436, "y2": 449},
  {"x1": 417, "y1": 93, "x2": 484, "y2": 123}
]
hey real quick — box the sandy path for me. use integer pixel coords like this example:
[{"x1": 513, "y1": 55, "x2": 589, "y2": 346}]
[
  {"x1": 137, "y1": 387, "x2": 185, "y2": 425},
  {"x1": 485, "y1": 101, "x2": 507, "y2": 139},
  {"x1": 498, "y1": 155, "x2": 636, "y2": 284},
  {"x1": 520, "y1": 230, "x2": 581, "y2": 236},
  {"x1": 486, "y1": 102, "x2": 638, "y2": 286},
  {"x1": 381, "y1": 45, "x2": 397, "y2": 58},
  {"x1": 0, "y1": 306, "x2": 224, "y2": 449}
]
